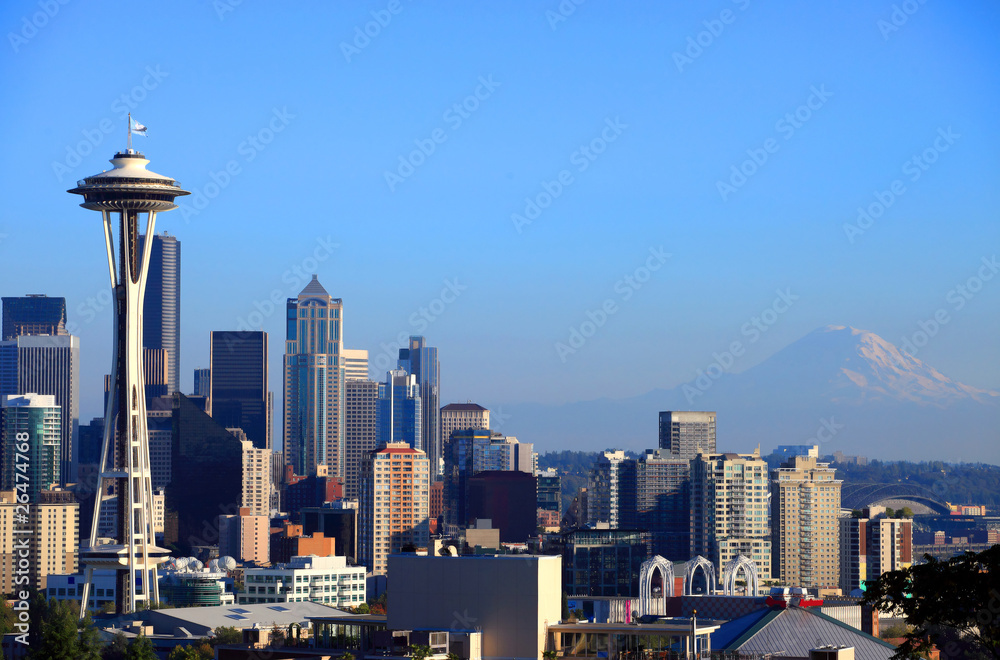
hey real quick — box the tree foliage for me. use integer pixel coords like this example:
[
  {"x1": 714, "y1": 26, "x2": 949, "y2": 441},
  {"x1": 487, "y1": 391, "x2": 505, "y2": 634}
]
[
  {"x1": 209, "y1": 626, "x2": 242, "y2": 646},
  {"x1": 28, "y1": 597, "x2": 84, "y2": 660},
  {"x1": 862, "y1": 545, "x2": 1000, "y2": 659},
  {"x1": 102, "y1": 632, "x2": 129, "y2": 660},
  {"x1": 166, "y1": 642, "x2": 213, "y2": 660},
  {"x1": 409, "y1": 644, "x2": 433, "y2": 660},
  {"x1": 125, "y1": 635, "x2": 157, "y2": 660}
]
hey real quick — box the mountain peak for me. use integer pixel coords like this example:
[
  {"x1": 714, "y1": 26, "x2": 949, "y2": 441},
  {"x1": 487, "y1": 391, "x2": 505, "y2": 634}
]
[{"x1": 777, "y1": 325, "x2": 998, "y2": 406}]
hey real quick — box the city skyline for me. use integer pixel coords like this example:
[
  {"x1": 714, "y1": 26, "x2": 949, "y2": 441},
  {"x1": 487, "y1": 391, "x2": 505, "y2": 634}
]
[{"x1": 1, "y1": 2, "x2": 998, "y2": 463}]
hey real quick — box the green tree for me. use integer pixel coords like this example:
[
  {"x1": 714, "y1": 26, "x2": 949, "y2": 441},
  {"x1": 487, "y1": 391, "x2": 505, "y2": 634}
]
[
  {"x1": 167, "y1": 644, "x2": 212, "y2": 660},
  {"x1": 884, "y1": 507, "x2": 896, "y2": 518},
  {"x1": 78, "y1": 613, "x2": 104, "y2": 660},
  {"x1": 901, "y1": 506, "x2": 914, "y2": 519},
  {"x1": 29, "y1": 598, "x2": 82, "y2": 660},
  {"x1": 269, "y1": 623, "x2": 286, "y2": 647},
  {"x1": 409, "y1": 644, "x2": 433, "y2": 660},
  {"x1": 166, "y1": 647, "x2": 198, "y2": 660},
  {"x1": 354, "y1": 602, "x2": 370, "y2": 614},
  {"x1": 209, "y1": 626, "x2": 242, "y2": 646},
  {"x1": 863, "y1": 545, "x2": 1000, "y2": 659},
  {"x1": 561, "y1": 591, "x2": 569, "y2": 621},
  {"x1": 102, "y1": 631, "x2": 129, "y2": 660},
  {"x1": 125, "y1": 635, "x2": 157, "y2": 660}
]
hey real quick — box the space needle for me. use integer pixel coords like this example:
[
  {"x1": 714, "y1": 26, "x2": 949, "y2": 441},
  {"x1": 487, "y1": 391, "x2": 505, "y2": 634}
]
[{"x1": 68, "y1": 123, "x2": 189, "y2": 615}]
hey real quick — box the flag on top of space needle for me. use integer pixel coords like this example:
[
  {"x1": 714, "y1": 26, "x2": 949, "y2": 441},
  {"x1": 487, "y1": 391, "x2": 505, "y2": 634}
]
[{"x1": 130, "y1": 116, "x2": 148, "y2": 137}]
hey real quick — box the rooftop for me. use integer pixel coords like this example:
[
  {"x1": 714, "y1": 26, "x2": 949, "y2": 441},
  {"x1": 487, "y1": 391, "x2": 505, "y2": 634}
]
[
  {"x1": 441, "y1": 402, "x2": 488, "y2": 412},
  {"x1": 712, "y1": 605, "x2": 897, "y2": 660}
]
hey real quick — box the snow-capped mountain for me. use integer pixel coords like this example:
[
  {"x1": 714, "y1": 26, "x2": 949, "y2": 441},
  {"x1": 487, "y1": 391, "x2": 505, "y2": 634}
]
[{"x1": 497, "y1": 325, "x2": 999, "y2": 462}]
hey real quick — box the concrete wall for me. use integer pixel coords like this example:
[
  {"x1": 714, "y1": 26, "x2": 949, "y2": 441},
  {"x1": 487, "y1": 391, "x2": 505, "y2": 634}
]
[{"x1": 388, "y1": 554, "x2": 561, "y2": 660}]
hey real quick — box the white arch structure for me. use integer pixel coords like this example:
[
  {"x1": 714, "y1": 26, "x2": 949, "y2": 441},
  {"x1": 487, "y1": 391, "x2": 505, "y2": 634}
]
[
  {"x1": 638, "y1": 555, "x2": 674, "y2": 616},
  {"x1": 722, "y1": 554, "x2": 760, "y2": 596},
  {"x1": 683, "y1": 555, "x2": 717, "y2": 596}
]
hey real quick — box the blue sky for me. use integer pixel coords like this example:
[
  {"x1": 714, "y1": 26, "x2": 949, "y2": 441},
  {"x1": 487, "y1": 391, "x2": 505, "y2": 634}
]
[{"x1": 1, "y1": 1, "x2": 998, "y2": 430}]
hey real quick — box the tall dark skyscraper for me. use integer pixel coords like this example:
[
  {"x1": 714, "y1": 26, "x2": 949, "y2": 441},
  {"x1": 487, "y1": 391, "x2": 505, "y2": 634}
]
[
  {"x1": 398, "y1": 336, "x2": 440, "y2": 476},
  {"x1": 166, "y1": 393, "x2": 244, "y2": 556},
  {"x1": 139, "y1": 232, "x2": 180, "y2": 395},
  {"x1": 193, "y1": 368, "x2": 210, "y2": 397},
  {"x1": 2, "y1": 295, "x2": 67, "y2": 340},
  {"x1": 658, "y1": 410, "x2": 716, "y2": 460},
  {"x1": 210, "y1": 331, "x2": 270, "y2": 449}
]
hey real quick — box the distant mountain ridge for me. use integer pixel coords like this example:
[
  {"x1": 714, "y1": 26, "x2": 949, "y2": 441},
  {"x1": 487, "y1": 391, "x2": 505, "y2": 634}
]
[{"x1": 498, "y1": 325, "x2": 999, "y2": 463}]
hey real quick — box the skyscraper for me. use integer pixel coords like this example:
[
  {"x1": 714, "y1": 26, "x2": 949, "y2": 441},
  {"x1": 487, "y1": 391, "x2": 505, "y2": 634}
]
[
  {"x1": 0, "y1": 334, "x2": 80, "y2": 483},
  {"x1": 691, "y1": 451, "x2": 772, "y2": 584},
  {"x1": 377, "y1": 369, "x2": 422, "y2": 450},
  {"x1": 166, "y1": 393, "x2": 244, "y2": 556},
  {"x1": 358, "y1": 442, "x2": 430, "y2": 575},
  {"x1": 0, "y1": 489, "x2": 78, "y2": 592},
  {"x1": 1, "y1": 393, "x2": 61, "y2": 501},
  {"x1": 771, "y1": 455, "x2": 842, "y2": 590},
  {"x1": 398, "y1": 337, "x2": 440, "y2": 476},
  {"x1": 283, "y1": 275, "x2": 344, "y2": 478},
  {"x1": 343, "y1": 348, "x2": 369, "y2": 381},
  {"x1": 631, "y1": 449, "x2": 691, "y2": 561},
  {"x1": 440, "y1": 402, "x2": 490, "y2": 447},
  {"x1": 139, "y1": 232, "x2": 181, "y2": 395},
  {"x1": 344, "y1": 378, "x2": 378, "y2": 501},
  {"x1": 193, "y1": 368, "x2": 210, "y2": 397},
  {"x1": 658, "y1": 411, "x2": 716, "y2": 460},
  {"x1": 587, "y1": 450, "x2": 628, "y2": 528},
  {"x1": 210, "y1": 331, "x2": 270, "y2": 449},
  {"x1": 2, "y1": 295, "x2": 67, "y2": 340}
]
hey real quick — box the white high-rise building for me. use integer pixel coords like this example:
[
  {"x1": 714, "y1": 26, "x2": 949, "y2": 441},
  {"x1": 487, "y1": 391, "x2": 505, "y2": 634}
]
[{"x1": 691, "y1": 450, "x2": 772, "y2": 587}]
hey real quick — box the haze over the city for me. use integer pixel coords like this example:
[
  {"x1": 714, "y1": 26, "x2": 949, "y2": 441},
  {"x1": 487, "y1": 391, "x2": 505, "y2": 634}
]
[{"x1": 1, "y1": 1, "x2": 998, "y2": 459}]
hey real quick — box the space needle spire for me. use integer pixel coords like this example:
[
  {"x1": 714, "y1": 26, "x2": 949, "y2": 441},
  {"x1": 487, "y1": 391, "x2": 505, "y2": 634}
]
[{"x1": 68, "y1": 144, "x2": 188, "y2": 615}]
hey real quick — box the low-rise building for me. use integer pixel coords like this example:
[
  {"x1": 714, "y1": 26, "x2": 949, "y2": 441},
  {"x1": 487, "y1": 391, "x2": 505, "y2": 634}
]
[{"x1": 239, "y1": 555, "x2": 366, "y2": 608}]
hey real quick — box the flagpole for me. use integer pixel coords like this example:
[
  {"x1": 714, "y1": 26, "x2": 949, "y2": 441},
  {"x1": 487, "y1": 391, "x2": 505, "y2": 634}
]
[{"x1": 128, "y1": 112, "x2": 132, "y2": 152}]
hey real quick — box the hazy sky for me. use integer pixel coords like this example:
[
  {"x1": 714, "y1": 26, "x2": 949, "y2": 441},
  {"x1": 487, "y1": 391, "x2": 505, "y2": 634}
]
[{"x1": 1, "y1": 1, "x2": 998, "y2": 429}]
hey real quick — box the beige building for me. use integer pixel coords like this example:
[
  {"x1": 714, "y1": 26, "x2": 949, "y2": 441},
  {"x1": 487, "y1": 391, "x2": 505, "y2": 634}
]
[
  {"x1": 771, "y1": 455, "x2": 842, "y2": 591},
  {"x1": 219, "y1": 509, "x2": 270, "y2": 564},
  {"x1": 440, "y1": 403, "x2": 490, "y2": 445},
  {"x1": 389, "y1": 554, "x2": 561, "y2": 660},
  {"x1": 238, "y1": 435, "x2": 273, "y2": 516},
  {"x1": 342, "y1": 348, "x2": 369, "y2": 381},
  {"x1": 0, "y1": 489, "x2": 78, "y2": 592},
  {"x1": 359, "y1": 442, "x2": 430, "y2": 575},
  {"x1": 691, "y1": 450, "x2": 771, "y2": 585}
]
